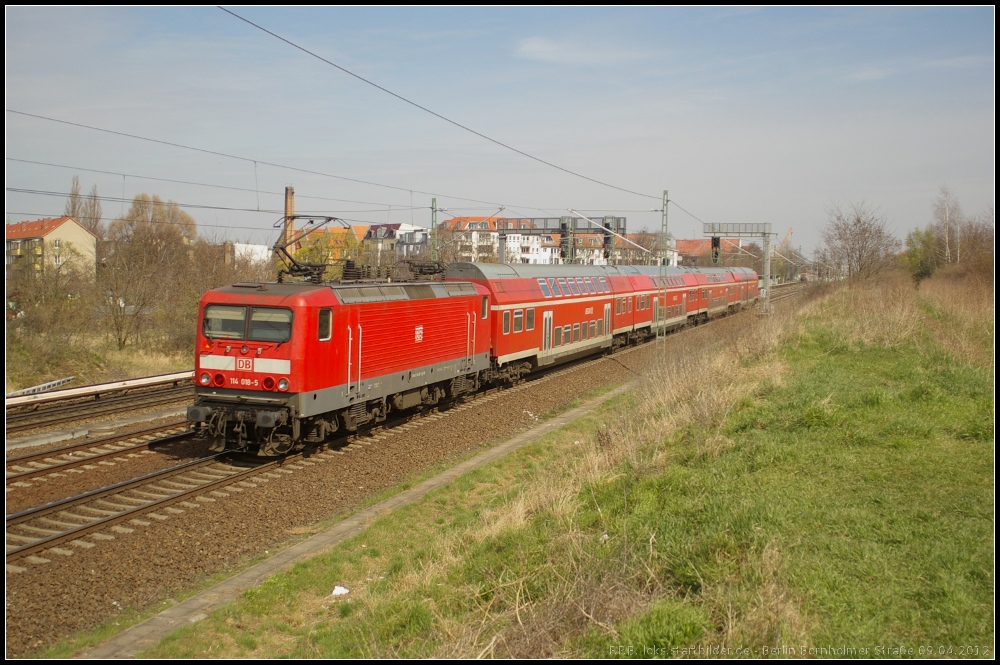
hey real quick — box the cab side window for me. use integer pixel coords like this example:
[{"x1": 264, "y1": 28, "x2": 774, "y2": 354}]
[{"x1": 318, "y1": 308, "x2": 332, "y2": 341}]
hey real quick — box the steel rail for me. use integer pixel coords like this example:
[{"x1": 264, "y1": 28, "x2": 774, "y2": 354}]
[
  {"x1": 5, "y1": 453, "x2": 275, "y2": 561},
  {"x1": 6, "y1": 426, "x2": 192, "y2": 483}
]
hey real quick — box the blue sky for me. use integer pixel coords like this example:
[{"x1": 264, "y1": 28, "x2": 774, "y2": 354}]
[{"x1": 5, "y1": 7, "x2": 994, "y2": 252}]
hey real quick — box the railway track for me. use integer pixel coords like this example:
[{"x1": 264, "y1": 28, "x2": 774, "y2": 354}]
[
  {"x1": 5, "y1": 372, "x2": 194, "y2": 436},
  {"x1": 5, "y1": 422, "x2": 191, "y2": 484},
  {"x1": 5, "y1": 448, "x2": 275, "y2": 563}
]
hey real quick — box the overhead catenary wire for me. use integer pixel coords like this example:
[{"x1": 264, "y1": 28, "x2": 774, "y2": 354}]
[
  {"x1": 8, "y1": 116, "x2": 735, "y2": 237},
  {"x1": 220, "y1": 7, "x2": 661, "y2": 202},
  {"x1": 4, "y1": 210, "x2": 274, "y2": 234},
  {"x1": 7, "y1": 157, "x2": 418, "y2": 208},
  {"x1": 7, "y1": 207, "x2": 399, "y2": 236},
  {"x1": 5, "y1": 187, "x2": 422, "y2": 216},
  {"x1": 5, "y1": 109, "x2": 535, "y2": 211}
]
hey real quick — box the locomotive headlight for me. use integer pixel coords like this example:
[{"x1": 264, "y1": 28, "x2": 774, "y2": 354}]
[
  {"x1": 199, "y1": 373, "x2": 211, "y2": 386},
  {"x1": 278, "y1": 378, "x2": 289, "y2": 391}
]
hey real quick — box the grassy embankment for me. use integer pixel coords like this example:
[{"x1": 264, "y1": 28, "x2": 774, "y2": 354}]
[
  {"x1": 131, "y1": 274, "x2": 993, "y2": 658},
  {"x1": 5, "y1": 338, "x2": 190, "y2": 394}
]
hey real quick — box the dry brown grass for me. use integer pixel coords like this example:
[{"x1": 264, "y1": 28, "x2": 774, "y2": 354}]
[
  {"x1": 918, "y1": 272, "x2": 994, "y2": 371},
  {"x1": 809, "y1": 273, "x2": 922, "y2": 350},
  {"x1": 700, "y1": 541, "x2": 811, "y2": 654}
]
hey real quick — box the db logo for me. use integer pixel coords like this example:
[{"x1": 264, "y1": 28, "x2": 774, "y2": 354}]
[{"x1": 236, "y1": 358, "x2": 253, "y2": 371}]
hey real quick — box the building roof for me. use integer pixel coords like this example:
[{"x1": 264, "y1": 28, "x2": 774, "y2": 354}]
[
  {"x1": 439, "y1": 216, "x2": 503, "y2": 232},
  {"x1": 675, "y1": 238, "x2": 744, "y2": 257},
  {"x1": 5, "y1": 217, "x2": 97, "y2": 241}
]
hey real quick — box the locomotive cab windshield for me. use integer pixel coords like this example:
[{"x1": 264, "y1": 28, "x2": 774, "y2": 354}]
[{"x1": 203, "y1": 305, "x2": 293, "y2": 343}]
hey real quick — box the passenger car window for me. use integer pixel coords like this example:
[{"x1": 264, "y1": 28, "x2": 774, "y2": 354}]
[
  {"x1": 526, "y1": 308, "x2": 535, "y2": 331},
  {"x1": 503, "y1": 311, "x2": 511, "y2": 334},
  {"x1": 513, "y1": 310, "x2": 523, "y2": 333}
]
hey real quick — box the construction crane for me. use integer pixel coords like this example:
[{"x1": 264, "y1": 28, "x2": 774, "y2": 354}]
[{"x1": 778, "y1": 227, "x2": 793, "y2": 254}]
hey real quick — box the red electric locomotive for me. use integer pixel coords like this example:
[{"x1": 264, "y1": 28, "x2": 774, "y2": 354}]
[
  {"x1": 187, "y1": 259, "x2": 756, "y2": 455},
  {"x1": 187, "y1": 279, "x2": 492, "y2": 455}
]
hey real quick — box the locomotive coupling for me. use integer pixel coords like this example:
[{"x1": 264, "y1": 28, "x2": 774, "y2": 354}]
[
  {"x1": 255, "y1": 410, "x2": 287, "y2": 428},
  {"x1": 187, "y1": 405, "x2": 213, "y2": 423}
]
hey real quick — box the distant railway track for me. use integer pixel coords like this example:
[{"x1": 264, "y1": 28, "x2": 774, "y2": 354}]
[
  {"x1": 769, "y1": 282, "x2": 805, "y2": 305},
  {"x1": 5, "y1": 372, "x2": 194, "y2": 436}
]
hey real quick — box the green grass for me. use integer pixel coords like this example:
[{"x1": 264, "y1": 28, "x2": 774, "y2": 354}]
[{"x1": 132, "y1": 281, "x2": 994, "y2": 658}]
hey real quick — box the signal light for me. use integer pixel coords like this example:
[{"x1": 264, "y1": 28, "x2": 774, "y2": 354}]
[
  {"x1": 263, "y1": 377, "x2": 275, "y2": 391},
  {"x1": 278, "y1": 378, "x2": 289, "y2": 391},
  {"x1": 213, "y1": 373, "x2": 225, "y2": 387},
  {"x1": 199, "y1": 373, "x2": 210, "y2": 386}
]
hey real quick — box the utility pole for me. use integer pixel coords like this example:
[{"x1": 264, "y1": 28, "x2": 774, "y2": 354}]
[
  {"x1": 656, "y1": 190, "x2": 670, "y2": 350},
  {"x1": 430, "y1": 197, "x2": 438, "y2": 262},
  {"x1": 283, "y1": 186, "x2": 295, "y2": 248}
]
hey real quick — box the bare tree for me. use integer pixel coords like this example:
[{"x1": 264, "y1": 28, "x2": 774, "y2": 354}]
[
  {"x1": 108, "y1": 194, "x2": 197, "y2": 242},
  {"x1": 64, "y1": 176, "x2": 84, "y2": 220},
  {"x1": 80, "y1": 185, "x2": 104, "y2": 239},
  {"x1": 63, "y1": 176, "x2": 104, "y2": 238},
  {"x1": 100, "y1": 193, "x2": 196, "y2": 349},
  {"x1": 822, "y1": 201, "x2": 899, "y2": 280},
  {"x1": 933, "y1": 186, "x2": 963, "y2": 264}
]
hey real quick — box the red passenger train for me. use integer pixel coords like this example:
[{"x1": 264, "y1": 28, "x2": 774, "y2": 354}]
[{"x1": 187, "y1": 263, "x2": 758, "y2": 455}]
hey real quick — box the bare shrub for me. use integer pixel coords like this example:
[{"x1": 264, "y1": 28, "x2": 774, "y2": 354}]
[{"x1": 821, "y1": 201, "x2": 900, "y2": 280}]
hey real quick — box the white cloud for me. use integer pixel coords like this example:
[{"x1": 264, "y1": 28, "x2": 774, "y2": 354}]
[
  {"x1": 922, "y1": 55, "x2": 989, "y2": 70},
  {"x1": 847, "y1": 67, "x2": 894, "y2": 81},
  {"x1": 515, "y1": 36, "x2": 650, "y2": 66}
]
